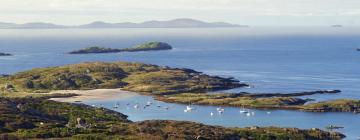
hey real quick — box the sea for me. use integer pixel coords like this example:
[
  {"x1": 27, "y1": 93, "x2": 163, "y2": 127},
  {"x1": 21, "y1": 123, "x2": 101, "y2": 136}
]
[{"x1": 0, "y1": 27, "x2": 359, "y2": 139}]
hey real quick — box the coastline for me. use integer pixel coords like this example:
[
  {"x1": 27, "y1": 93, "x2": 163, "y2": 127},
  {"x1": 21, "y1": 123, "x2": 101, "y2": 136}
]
[{"x1": 49, "y1": 88, "x2": 137, "y2": 102}]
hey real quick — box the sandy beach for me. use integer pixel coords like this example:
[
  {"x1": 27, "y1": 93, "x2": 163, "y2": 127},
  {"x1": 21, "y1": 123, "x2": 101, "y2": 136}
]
[{"x1": 49, "y1": 89, "x2": 138, "y2": 103}]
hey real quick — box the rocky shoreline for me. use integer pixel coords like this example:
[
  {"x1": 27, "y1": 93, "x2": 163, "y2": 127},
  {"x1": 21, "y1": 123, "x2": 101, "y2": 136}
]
[
  {"x1": 156, "y1": 90, "x2": 360, "y2": 113},
  {"x1": 227, "y1": 90, "x2": 341, "y2": 98}
]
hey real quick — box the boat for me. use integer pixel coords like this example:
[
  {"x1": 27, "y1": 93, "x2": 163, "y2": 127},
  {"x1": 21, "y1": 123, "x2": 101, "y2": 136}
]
[
  {"x1": 146, "y1": 101, "x2": 152, "y2": 106},
  {"x1": 239, "y1": 110, "x2": 248, "y2": 113},
  {"x1": 184, "y1": 105, "x2": 195, "y2": 112},
  {"x1": 326, "y1": 125, "x2": 344, "y2": 130},
  {"x1": 186, "y1": 106, "x2": 193, "y2": 110},
  {"x1": 246, "y1": 112, "x2": 251, "y2": 116},
  {"x1": 239, "y1": 109, "x2": 248, "y2": 114},
  {"x1": 134, "y1": 104, "x2": 139, "y2": 109},
  {"x1": 113, "y1": 103, "x2": 120, "y2": 109},
  {"x1": 210, "y1": 112, "x2": 214, "y2": 116},
  {"x1": 218, "y1": 108, "x2": 225, "y2": 114}
]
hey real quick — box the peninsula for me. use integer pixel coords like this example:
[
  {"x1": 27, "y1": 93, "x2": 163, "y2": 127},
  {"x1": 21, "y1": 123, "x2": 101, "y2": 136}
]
[
  {"x1": 156, "y1": 91, "x2": 360, "y2": 113},
  {"x1": 0, "y1": 61, "x2": 246, "y2": 95},
  {"x1": 69, "y1": 42, "x2": 172, "y2": 54},
  {"x1": 0, "y1": 52, "x2": 11, "y2": 56}
]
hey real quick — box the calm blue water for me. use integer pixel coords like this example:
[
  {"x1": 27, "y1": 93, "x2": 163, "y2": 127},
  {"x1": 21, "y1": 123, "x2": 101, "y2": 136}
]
[{"x1": 0, "y1": 27, "x2": 359, "y2": 139}]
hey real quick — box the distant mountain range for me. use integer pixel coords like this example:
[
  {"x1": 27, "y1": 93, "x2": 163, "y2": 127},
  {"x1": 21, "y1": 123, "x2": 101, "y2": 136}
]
[{"x1": 0, "y1": 18, "x2": 248, "y2": 29}]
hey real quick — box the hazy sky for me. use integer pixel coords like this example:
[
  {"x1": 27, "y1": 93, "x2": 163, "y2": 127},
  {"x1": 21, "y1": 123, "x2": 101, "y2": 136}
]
[{"x1": 1, "y1": 0, "x2": 360, "y2": 26}]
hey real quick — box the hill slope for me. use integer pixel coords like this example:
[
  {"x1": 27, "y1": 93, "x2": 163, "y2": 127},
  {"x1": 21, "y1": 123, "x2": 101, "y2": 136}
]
[{"x1": 0, "y1": 61, "x2": 246, "y2": 95}]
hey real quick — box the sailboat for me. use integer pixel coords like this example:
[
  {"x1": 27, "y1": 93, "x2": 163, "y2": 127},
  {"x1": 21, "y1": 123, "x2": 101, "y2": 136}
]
[
  {"x1": 217, "y1": 107, "x2": 225, "y2": 114},
  {"x1": 134, "y1": 104, "x2": 139, "y2": 109},
  {"x1": 239, "y1": 106, "x2": 248, "y2": 114},
  {"x1": 184, "y1": 105, "x2": 194, "y2": 112},
  {"x1": 184, "y1": 95, "x2": 195, "y2": 112},
  {"x1": 146, "y1": 101, "x2": 152, "y2": 106}
]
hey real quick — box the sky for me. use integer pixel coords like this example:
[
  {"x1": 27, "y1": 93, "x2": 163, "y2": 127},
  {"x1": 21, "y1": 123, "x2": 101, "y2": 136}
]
[{"x1": 1, "y1": 0, "x2": 360, "y2": 26}]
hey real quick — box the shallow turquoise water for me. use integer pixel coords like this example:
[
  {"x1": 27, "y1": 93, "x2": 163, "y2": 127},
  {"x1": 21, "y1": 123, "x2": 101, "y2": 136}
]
[{"x1": 0, "y1": 27, "x2": 359, "y2": 139}]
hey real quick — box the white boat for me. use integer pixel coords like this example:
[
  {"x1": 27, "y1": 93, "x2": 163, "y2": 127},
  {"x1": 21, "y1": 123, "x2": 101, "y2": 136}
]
[
  {"x1": 218, "y1": 108, "x2": 225, "y2": 114},
  {"x1": 246, "y1": 112, "x2": 251, "y2": 116},
  {"x1": 239, "y1": 110, "x2": 248, "y2": 114},
  {"x1": 186, "y1": 105, "x2": 193, "y2": 110},
  {"x1": 146, "y1": 101, "x2": 152, "y2": 106},
  {"x1": 184, "y1": 105, "x2": 194, "y2": 112},
  {"x1": 210, "y1": 112, "x2": 214, "y2": 116},
  {"x1": 134, "y1": 104, "x2": 139, "y2": 109}
]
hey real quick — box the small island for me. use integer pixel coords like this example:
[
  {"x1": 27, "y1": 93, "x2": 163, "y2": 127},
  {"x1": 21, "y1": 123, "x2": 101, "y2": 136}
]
[
  {"x1": 69, "y1": 42, "x2": 173, "y2": 54},
  {"x1": 68, "y1": 46, "x2": 121, "y2": 54},
  {"x1": 122, "y1": 41, "x2": 172, "y2": 52},
  {"x1": 357, "y1": 48, "x2": 360, "y2": 51},
  {"x1": 331, "y1": 25, "x2": 343, "y2": 28},
  {"x1": 0, "y1": 52, "x2": 12, "y2": 56}
]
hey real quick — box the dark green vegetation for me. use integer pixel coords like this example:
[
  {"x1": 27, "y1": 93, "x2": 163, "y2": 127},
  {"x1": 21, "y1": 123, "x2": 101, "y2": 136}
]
[
  {"x1": 0, "y1": 61, "x2": 246, "y2": 95},
  {"x1": 157, "y1": 93, "x2": 308, "y2": 109},
  {"x1": 302, "y1": 99, "x2": 360, "y2": 112},
  {"x1": 157, "y1": 92, "x2": 360, "y2": 112},
  {"x1": 235, "y1": 90, "x2": 341, "y2": 98},
  {"x1": 0, "y1": 97, "x2": 345, "y2": 140},
  {"x1": 0, "y1": 52, "x2": 12, "y2": 56},
  {"x1": 69, "y1": 42, "x2": 172, "y2": 54},
  {"x1": 122, "y1": 41, "x2": 172, "y2": 52},
  {"x1": 68, "y1": 46, "x2": 121, "y2": 54}
]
